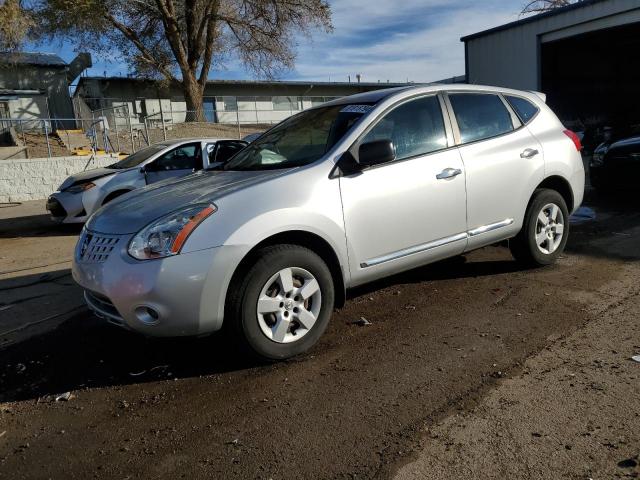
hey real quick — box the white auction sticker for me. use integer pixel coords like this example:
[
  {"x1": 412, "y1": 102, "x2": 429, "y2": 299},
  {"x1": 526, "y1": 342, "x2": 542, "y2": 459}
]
[{"x1": 340, "y1": 105, "x2": 373, "y2": 114}]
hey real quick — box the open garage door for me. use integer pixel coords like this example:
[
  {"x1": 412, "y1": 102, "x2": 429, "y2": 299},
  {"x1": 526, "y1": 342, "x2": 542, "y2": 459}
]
[{"x1": 541, "y1": 22, "x2": 640, "y2": 151}]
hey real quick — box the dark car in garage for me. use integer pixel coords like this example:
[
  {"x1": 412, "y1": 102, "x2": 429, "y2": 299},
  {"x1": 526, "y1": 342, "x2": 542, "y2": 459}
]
[{"x1": 590, "y1": 135, "x2": 640, "y2": 190}]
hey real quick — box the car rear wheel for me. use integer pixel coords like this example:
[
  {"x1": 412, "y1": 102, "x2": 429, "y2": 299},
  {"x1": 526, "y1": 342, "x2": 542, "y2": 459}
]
[
  {"x1": 510, "y1": 189, "x2": 569, "y2": 267},
  {"x1": 227, "y1": 244, "x2": 334, "y2": 360}
]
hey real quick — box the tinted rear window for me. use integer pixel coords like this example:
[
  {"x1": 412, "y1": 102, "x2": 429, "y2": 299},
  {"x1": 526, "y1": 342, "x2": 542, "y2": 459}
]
[
  {"x1": 449, "y1": 93, "x2": 514, "y2": 144},
  {"x1": 505, "y1": 95, "x2": 539, "y2": 124}
]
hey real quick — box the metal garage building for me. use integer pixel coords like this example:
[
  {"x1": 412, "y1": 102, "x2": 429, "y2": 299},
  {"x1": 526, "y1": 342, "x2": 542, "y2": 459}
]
[{"x1": 462, "y1": 0, "x2": 640, "y2": 139}]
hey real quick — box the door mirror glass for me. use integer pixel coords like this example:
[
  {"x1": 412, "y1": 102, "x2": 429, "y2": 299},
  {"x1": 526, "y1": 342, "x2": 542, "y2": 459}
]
[{"x1": 358, "y1": 140, "x2": 396, "y2": 166}]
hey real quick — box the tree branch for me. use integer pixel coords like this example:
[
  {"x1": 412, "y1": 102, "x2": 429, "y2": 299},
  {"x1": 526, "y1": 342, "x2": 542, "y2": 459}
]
[{"x1": 103, "y1": 11, "x2": 177, "y2": 82}]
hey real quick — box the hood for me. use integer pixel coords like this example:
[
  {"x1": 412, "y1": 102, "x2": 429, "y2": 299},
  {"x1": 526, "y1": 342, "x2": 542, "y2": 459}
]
[
  {"x1": 86, "y1": 169, "x2": 287, "y2": 234},
  {"x1": 59, "y1": 166, "x2": 117, "y2": 190}
]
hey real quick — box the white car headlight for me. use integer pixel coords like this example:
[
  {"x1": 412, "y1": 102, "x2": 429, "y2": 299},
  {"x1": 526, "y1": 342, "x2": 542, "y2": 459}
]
[{"x1": 128, "y1": 204, "x2": 216, "y2": 260}]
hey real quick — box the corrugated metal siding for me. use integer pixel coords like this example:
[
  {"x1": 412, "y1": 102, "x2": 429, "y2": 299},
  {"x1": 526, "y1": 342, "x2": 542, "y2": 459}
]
[{"x1": 464, "y1": 0, "x2": 640, "y2": 90}]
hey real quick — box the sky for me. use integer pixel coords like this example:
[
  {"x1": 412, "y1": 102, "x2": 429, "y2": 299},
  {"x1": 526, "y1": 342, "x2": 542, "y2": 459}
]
[{"x1": 28, "y1": 0, "x2": 526, "y2": 84}]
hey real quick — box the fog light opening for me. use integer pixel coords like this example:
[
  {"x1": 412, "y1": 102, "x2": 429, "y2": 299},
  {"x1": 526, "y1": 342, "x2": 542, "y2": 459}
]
[{"x1": 135, "y1": 306, "x2": 160, "y2": 325}]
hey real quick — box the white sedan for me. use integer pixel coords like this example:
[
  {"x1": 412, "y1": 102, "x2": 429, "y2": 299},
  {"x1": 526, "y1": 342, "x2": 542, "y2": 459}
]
[{"x1": 46, "y1": 137, "x2": 247, "y2": 223}]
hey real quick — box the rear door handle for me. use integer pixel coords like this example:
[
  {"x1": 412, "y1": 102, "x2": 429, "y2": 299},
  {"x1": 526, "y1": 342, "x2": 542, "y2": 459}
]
[
  {"x1": 436, "y1": 168, "x2": 462, "y2": 180},
  {"x1": 520, "y1": 148, "x2": 539, "y2": 159}
]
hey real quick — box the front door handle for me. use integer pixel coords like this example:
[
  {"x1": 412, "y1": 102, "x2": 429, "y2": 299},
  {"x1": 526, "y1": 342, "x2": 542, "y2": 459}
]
[
  {"x1": 520, "y1": 148, "x2": 539, "y2": 159},
  {"x1": 436, "y1": 168, "x2": 462, "y2": 180}
]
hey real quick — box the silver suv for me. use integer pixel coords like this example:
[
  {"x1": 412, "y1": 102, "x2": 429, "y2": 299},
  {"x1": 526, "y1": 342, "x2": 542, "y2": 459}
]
[{"x1": 73, "y1": 85, "x2": 585, "y2": 360}]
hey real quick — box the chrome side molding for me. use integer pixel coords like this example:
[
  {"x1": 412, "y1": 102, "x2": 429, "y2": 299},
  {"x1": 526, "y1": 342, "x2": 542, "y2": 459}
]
[
  {"x1": 468, "y1": 218, "x2": 514, "y2": 237},
  {"x1": 360, "y1": 232, "x2": 467, "y2": 268},
  {"x1": 360, "y1": 218, "x2": 515, "y2": 268}
]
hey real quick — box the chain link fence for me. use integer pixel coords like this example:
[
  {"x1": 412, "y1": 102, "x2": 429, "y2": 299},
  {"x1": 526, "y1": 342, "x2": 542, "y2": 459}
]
[
  {"x1": 0, "y1": 96, "x2": 317, "y2": 159},
  {"x1": 0, "y1": 117, "x2": 109, "y2": 159},
  {"x1": 141, "y1": 110, "x2": 274, "y2": 145}
]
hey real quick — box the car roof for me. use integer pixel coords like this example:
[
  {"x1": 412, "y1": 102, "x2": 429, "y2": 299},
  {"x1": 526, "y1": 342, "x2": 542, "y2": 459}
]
[
  {"x1": 153, "y1": 137, "x2": 239, "y2": 147},
  {"x1": 325, "y1": 83, "x2": 546, "y2": 107}
]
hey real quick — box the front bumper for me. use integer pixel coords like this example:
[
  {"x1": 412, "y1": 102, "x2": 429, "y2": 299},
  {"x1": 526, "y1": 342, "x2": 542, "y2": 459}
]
[
  {"x1": 72, "y1": 231, "x2": 248, "y2": 337},
  {"x1": 47, "y1": 191, "x2": 88, "y2": 223}
]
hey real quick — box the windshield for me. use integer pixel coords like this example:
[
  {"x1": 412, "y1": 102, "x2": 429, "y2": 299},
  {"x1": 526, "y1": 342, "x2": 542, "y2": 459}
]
[
  {"x1": 108, "y1": 144, "x2": 166, "y2": 169},
  {"x1": 223, "y1": 104, "x2": 372, "y2": 171}
]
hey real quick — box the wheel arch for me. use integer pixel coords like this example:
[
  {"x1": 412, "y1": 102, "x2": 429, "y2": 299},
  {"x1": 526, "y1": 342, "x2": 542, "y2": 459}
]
[
  {"x1": 227, "y1": 230, "x2": 347, "y2": 309},
  {"x1": 534, "y1": 175, "x2": 574, "y2": 212},
  {"x1": 102, "y1": 188, "x2": 133, "y2": 205}
]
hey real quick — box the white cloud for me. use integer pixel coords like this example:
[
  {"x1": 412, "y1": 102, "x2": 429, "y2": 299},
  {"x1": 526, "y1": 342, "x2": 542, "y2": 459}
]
[{"x1": 288, "y1": 0, "x2": 522, "y2": 83}]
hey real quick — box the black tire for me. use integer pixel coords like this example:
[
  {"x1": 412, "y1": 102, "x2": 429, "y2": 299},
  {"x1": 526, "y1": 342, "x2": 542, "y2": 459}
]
[
  {"x1": 226, "y1": 244, "x2": 335, "y2": 361},
  {"x1": 510, "y1": 189, "x2": 570, "y2": 267}
]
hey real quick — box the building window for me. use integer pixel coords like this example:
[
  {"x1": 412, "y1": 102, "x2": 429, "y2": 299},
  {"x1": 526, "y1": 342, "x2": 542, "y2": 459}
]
[
  {"x1": 273, "y1": 96, "x2": 297, "y2": 111},
  {"x1": 0, "y1": 101, "x2": 10, "y2": 119},
  {"x1": 217, "y1": 96, "x2": 237, "y2": 112}
]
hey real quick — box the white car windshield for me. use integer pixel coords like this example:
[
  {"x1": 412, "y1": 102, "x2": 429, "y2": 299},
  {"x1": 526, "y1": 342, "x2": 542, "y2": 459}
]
[
  {"x1": 108, "y1": 144, "x2": 167, "y2": 169},
  {"x1": 224, "y1": 104, "x2": 373, "y2": 171}
]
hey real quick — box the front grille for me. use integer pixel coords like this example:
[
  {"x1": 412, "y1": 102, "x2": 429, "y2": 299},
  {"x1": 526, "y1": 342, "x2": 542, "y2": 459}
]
[
  {"x1": 84, "y1": 290, "x2": 125, "y2": 325},
  {"x1": 77, "y1": 231, "x2": 120, "y2": 263},
  {"x1": 46, "y1": 197, "x2": 67, "y2": 218}
]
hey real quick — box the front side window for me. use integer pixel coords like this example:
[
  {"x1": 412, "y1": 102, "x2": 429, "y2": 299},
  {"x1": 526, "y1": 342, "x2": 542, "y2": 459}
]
[
  {"x1": 224, "y1": 104, "x2": 371, "y2": 171},
  {"x1": 108, "y1": 144, "x2": 166, "y2": 169},
  {"x1": 449, "y1": 93, "x2": 514, "y2": 144},
  {"x1": 151, "y1": 143, "x2": 202, "y2": 171},
  {"x1": 505, "y1": 95, "x2": 539, "y2": 124},
  {"x1": 214, "y1": 141, "x2": 247, "y2": 163},
  {"x1": 361, "y1": 95, "x2": 448, "y2": 161}
]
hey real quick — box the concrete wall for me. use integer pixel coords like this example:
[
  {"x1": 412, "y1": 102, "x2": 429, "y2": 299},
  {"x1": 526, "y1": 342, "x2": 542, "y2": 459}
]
[
  {"x1": 464, "y1": 0, "x2": 640, "y2": 90},
  {"x1": 0, "y1": 155, "x2": 118, "y2": 202}
]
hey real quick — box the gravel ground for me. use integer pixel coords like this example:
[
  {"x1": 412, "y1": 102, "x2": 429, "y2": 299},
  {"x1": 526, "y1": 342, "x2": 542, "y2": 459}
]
[{"x1": 0, "y1": 189, "x2": 638, "y2": 479}]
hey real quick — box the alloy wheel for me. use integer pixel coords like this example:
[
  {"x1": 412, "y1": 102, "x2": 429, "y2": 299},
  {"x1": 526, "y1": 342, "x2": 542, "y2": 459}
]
[
  {"x1": 256, "y1": 267, "x2": 322, "y2": 344},
  {"x1": 535, "y1": 202, "x2": 565, "y2": 254}
]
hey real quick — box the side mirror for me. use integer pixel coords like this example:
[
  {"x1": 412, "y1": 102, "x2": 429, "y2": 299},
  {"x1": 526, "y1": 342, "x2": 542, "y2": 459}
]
[
  {"x1": 139, "y1": 166, "x2": 146, "y2": 173},
  {"x1": 358, "y1": 140, "x2": 396, "y2": 167}
]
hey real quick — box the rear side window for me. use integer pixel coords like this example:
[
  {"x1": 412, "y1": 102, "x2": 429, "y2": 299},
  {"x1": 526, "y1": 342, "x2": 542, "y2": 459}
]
[
  {"x1": 505, "y1": 95, "x2": 539, "y2": 124},
  {"x1": 361, "y1": 95, "x2": 447, "y2": 161},
  {"x1": 448, "y1": 93, "x2": 514, "y2": 144}
]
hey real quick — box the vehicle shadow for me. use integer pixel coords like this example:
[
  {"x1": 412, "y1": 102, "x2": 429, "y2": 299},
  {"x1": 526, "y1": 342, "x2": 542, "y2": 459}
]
[
  {"x1": 0, "y1": 214, "x2": 82, "y2": 239},
  {"x1": 0, "y1": 305, "x2": 261, "y2": 403},
  {"x1": 348, "y1": 255, "x2": 526, "y2": 300}
]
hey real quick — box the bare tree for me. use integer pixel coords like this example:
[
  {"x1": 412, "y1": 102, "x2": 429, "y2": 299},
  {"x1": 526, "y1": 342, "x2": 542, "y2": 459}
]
[
  {"x1": 0, "y1": 1, "x2": 34, "y2": 51},
  {"x1": 521, "y1": 0, "x2": 577, "y2": 14},
  {"x1": 0, "y1": 0, "x2": 332, "y2": 120}
]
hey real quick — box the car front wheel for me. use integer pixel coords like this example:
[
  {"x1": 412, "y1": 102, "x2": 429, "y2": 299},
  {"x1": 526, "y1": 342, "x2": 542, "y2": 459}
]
[
  {"x1": 227, "y1": 244, "x2": 335, "y2": 360},
  {"x1": 510, "y1": 189, "x2": 570, "y2": 266}
]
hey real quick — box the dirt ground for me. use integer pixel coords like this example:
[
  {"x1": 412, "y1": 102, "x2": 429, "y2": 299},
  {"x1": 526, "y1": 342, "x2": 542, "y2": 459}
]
[{"x1": 0, "y1": 189, "x2": 638, "y2": 479}]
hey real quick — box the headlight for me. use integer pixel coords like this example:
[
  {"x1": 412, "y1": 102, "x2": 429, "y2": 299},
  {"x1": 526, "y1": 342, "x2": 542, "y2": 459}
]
[
  {"x1": 66, "y1": 182, "x2": 96, "y2": 193},
  {"x1": 128, "y1": 204, "x2": 216, "y2": 260}
]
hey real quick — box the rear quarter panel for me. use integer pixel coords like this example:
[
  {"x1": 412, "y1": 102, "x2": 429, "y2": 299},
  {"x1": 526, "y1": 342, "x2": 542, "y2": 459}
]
[{"x1": 526, "y1": 106, "x2": 585, "y2": 213}]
